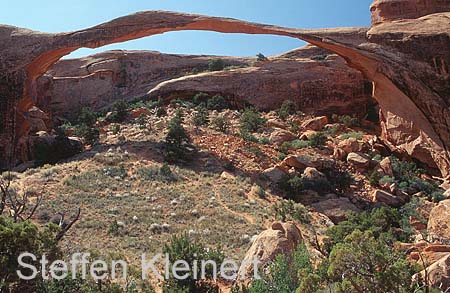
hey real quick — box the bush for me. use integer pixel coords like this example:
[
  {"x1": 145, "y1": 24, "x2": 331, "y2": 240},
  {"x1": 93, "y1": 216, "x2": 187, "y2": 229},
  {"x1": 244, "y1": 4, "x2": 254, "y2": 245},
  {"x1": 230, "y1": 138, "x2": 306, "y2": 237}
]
[
  {"x1": 211, "y1": 116, "x2": 230, "y2": 133},
  {"x1": 162, "y1": 234, "x2": 224, "y2": 292},
  {"x1": 208, "y1": 59, "x2": 225, "y2": 71},
  {"x1": 239, "y1": 108, "x2": 267, "y2": 133},
  {"x1": 192, "y1": 105, "x2": 209, "y2": 127},
  {"x1": 77, "y1": 107, "x2": 97, "y2": 127},
  {"x1": 164, "y1": 109, "x2": 193, "y2": 163},
  {"x1": 274, "y1": 200, "x2": 310, "y2": 223},
  {"x1": 332, "y1": 114, "x2": 360, "y2": 128},
  {"x1": 310, "y1": 54, "x2": 328, "y2": 61},
  {"x1": 277, "y1": 100, "x2": 297, "y2": 121},
  {"x1": 308, "y1": 132, "x2": 327, "y2": 147},
  {"x1": 74, "y1": 124, "x2": 100, "y2": 145},
  {"x1": 239, "y1": 129, "x2": 258, "y2": 143},
  {"x1": 156, "y1": 106, "x2": 167, "y2": 117},
  {"x1": 137, "y1": 164, "x2": 177, "y2": 182},
  {"x1": 106, "y1": 100, "x2": 129, "y2": 123},
  {"x1": 0, "y1": 217, "x2": 60, "y2": 292},
  {"x1": 256, "y1": 53, "x2": 268, "y2": 62},
  {"x1": 192, "y1": 92, "x2": 210, "y2": 106},
  {"x1": 207, "y1": 95, "x2": 229, "y2": 111},
  {"x1": 340, "y1": 131, "x2": 364, "y2": 140}
]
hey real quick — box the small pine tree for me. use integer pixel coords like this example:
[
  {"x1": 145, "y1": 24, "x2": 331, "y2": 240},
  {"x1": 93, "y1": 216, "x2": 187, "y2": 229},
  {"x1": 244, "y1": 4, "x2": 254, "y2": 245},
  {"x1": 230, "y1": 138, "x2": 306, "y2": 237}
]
[{"x1": 164, "y1": 109, "x2": 192, "y2": 162}]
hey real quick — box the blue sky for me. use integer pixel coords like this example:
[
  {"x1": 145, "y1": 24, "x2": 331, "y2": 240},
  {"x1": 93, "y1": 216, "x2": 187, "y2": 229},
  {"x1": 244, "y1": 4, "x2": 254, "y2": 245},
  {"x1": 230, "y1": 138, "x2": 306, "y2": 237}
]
[{"x1": 2, "y1": 0, "x2": 373, "y2": 58}]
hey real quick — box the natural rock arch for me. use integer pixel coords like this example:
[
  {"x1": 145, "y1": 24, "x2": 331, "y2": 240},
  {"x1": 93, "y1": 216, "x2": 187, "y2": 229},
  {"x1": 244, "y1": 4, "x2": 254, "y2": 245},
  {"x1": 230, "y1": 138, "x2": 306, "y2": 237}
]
[{"x1": 0, "y1": 10, "x2": 449, "y2": 176}]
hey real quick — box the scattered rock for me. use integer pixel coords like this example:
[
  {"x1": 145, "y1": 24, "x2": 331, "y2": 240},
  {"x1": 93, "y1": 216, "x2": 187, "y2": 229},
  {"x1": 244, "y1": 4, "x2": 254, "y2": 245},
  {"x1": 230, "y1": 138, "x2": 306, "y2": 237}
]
[
  {"x1": 379, "y1": 157, "x2": 394, "y2": 177},
  {"x1": 427, "y1": 199, "x2": 450, "y2": 242},
  {"x1": 347, "y1": 152, "x2": 370, "y2": 169},
  {"x1": 372, "y1": 189, "x2": 405, "y2": 207},
  {"x1": 262, "y1": 166, "x2": 287, "y2": 183},
  {"x1": 311, "y1": 198, "x2": 360, "y2": 223},
  {"x1": 269, "y1": 129, "x2": 296, "y2": 145},
  {"x1": 302, "y1": 167, "x2": 327, "y2": 181},
  {"x1": 301, "y1": 116, "x2": 328, "y2": 131}
]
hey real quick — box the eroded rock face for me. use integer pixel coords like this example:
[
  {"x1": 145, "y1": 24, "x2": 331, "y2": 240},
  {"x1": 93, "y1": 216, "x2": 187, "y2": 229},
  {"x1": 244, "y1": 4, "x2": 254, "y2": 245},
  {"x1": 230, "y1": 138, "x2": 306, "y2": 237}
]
[
  {"x1": 370, "y1": 0, "x2": 450, "y2": 24},
  {"x1": 38, "y1": 46, "x2": 371, "y2": 121},
  {"x1": 1, "y1": 6, "x2": 450, "y2": 176}
]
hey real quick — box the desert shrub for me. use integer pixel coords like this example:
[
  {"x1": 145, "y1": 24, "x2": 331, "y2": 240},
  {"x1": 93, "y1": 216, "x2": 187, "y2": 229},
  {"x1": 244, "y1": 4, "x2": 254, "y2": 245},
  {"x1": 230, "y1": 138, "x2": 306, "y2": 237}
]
[
  {"x1": 239, "y1": 130, "x2": 258, "y2": 143},
  {"x1": 156, "y1": 106, "x2": 167, "y2": 117},
  {"x1": 74, "y1": 124, "x2": 100, "y2": 145},
  {"x1": 277, "y1": 100, "x2": 297, "y2": 121},
  {"x1": 310, "y1": 54, "x2": 328, "y2": 61},
  {"x1": 77, "y1": 107, "x2": 97, "y2": 127},
  {"x1": 208, "y1": 59, "x2": 225, "y2": 71},
  {"x1": 192, "y1": 92, "x2": 210, "y2": 105},
  {"x1": 340, "y1": 131, "x2": 364, "y2": 140},
  {"x1": 137, "y1": 164, "x2": 177, "y2": 182},
  {"x1": 207, "y1": 95, "x2": 229, "y2": 111},
  {"x1": 192, "y1": 105, "x2": 209, "y2": 127},
  {"x1": 162, "y1": 234, "x2": 224, "y2": 292},
  {"x1": 211, "y1": 116, "x2": 230, "y2": 133},
  {"x1": 239, "y1": 108, "x2": 267, "y2": 133},
  {"x1": 274, "y1": 200, "x2": 310, "y2": 223},
  {"x1": 323, "y1": 206, "x2": 409, "y2": 252},
  {"x1": 258, "y1": 136, "x2": 270, "y2": 145},
  {"x1": 389, "y1": 156, "x2": 444, "y2": 197},
  {"x1": 164, "y1": 109, "x2": 194, "y2": 163},
  {"x1": 0, "y1": 217, "x2": 60, "y2": 292},
  {"x1": 323, "y1": 168, "x2": 353, "y2": 194},
  {"x1": 135, "y1": 114, "x2": 147, "y2": 129},
  {"x1": 106, "y1": 100, "x2": 129, "y2": 123},
  {"x1": 308, "y1": 132, "x2": 327, "y2": 147},
  {"x1": 278, "y1": 174, "x2": 331, "y2": 200},
  {"x1": 256, "y1": 53, "x2": 268, "y2": 62},
  {"x1": 328, "y1": 230, "x2": 415, "y2": 293},
  {"x1": 332, "y1": 114, "x2": 360, "y2": 127}
]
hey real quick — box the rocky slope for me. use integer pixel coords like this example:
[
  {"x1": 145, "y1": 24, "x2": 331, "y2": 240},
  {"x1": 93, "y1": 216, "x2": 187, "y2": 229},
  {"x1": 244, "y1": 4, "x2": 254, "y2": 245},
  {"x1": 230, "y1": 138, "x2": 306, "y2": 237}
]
[{"x1": 1, "y1": 1, "x2": 450, "y2": 177}]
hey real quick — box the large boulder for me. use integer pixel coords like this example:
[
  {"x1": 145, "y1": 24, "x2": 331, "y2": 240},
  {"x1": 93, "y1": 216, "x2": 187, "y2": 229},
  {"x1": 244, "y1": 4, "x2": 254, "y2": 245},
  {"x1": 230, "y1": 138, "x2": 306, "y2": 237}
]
[
  {"x1": 427, "y1": 199, "x2": 450, "y2": 242},
  {"x1": 347, "y1": 152, "x2": 371, "y2": 170},
  {"x1": 238, "y1": 221, "x2": 303, "y2": 279},
  {"x1": 269, "y1": 129, "x2": 296, "y2": 145},
  {"x1": 301, "y1": 116, "x2": 328, "y2": 131},
  {"x1": 416, "y1": 254, "x2": 450, "y2": 292},
  {"x1": 311, "y1": 198, "x2": 360, "y2": 223},
  {"x1": 282, "y1": 154, "x2": 335, "y2": 170},
  {"x1": 372, "y1": 189, "x2": 405, "y2": 207}
]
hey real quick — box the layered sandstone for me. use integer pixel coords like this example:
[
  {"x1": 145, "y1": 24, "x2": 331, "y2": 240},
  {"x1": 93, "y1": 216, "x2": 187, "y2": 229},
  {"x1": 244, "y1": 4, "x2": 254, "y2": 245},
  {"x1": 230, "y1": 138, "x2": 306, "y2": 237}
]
[
  {"x1": 370, "y1": 0, "x2": 450, "y2": 24},
  {"x1": 1, "y1": 7, "x2": 450, "y2": 175}
]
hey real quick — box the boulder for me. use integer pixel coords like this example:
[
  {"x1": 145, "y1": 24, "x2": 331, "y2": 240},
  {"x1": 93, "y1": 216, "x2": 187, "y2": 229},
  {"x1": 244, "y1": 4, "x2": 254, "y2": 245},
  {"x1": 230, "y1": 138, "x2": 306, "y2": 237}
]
[
  {"x1": 427, "y1": 199, "x2": 450, "y2": 242},
  {"x1": 372, "y1": 189, "x2": 405, "y2": 207},
  {"x1": 416, "y1": 254, "x2": 450, "y2": 292},
  {"x1": 338, "y1": 138, "x2": 360, "y2": 154},
  {"x1": 301, "y1": 116, "x2": 328, "y2": 131},
  {"x1": 262, "y1": 166, "x2": 287, "y2": 183},
  {"x1": 269, "y1": 129, "x2": 296, "y2": 145},
  {"x1": 311, "y1": 198, "x2": 360, "y2": 223},
  {"x1": 282, "y1": 154, "x2": 334, "y2": 170},
  {"x1": 238, "y1": 221, "x2": 302, "y2": 279},
  {"x1": 347, "y1": 152, "x2": 370, "y2": 170},
  {"x1": 299, "y1": 130, "x2": 318, "y2": 141},
  {"x1": 302, "y1": 167, "x2": 327, "y2": 182},
  {"x1": 379, "y1": 157, "x2": 394, "y2": 177},
  {"x1": 130, "y1": 107, "x2": 150, "y2": 119}
]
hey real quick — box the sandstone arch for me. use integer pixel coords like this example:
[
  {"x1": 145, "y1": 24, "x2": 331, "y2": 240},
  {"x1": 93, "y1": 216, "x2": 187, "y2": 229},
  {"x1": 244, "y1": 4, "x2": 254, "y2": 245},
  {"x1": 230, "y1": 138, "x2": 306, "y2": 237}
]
[{"x1": 0, "y1": 10, "x2": 449, "y2": 176}]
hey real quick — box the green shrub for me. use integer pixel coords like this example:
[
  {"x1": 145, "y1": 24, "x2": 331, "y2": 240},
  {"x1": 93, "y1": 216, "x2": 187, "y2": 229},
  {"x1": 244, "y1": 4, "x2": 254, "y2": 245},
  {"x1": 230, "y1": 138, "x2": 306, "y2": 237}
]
[
  {"x1": 274, "y1": 200, "x2": 310, "y2": 223},
  {"x1": 77, "y1": 107, "x2": 97, "y2": 127},
  {"x1": 135, "y1": 114, "x2": 147, "y2": 129},
  {"x1": 156, "y1": 107, "x2": 167, "y2": 117},
  {"x1": 308, "y1": 132, "x2": 327, "y2": 147},
  {"x1": 192, "y1": 106, "x2": 209, "y2": 127},
  {"x1": 208, "y1": 59, "x2": 225, "y2": 71},
  {"x1": 137, "y1": 164, "x2": 177, "y2": 182},
  {"x1": 239, "y1": 129, "x2": 258, "y2": 143},
  {"x1": 340, "y1": 131, "x2": 364, "y2": 140},
  {"x1": 162, "y1": 234, "x2": 224, "y2": 292},
  {"x1": 277, "y1": 100, "x2": 297, "y2": 121},
  {"x1": 239, "y1": 108, "x2": 267, "y2": 133},
  {"x1": 207, "y1": 95, "x2": 229, "y2": 111},
  {"x1": 258, "y1": 137, "x2": 270, "y2": 145},
  {"x1": 310, "y1": 54, "x2": 328, "y2": 61},
  {"x1": 332, "y1": 114, "x2": 360, "y2": 127},
  {"x1": 0, "y1": 217, "x2": 60, "y2": 292},
  {"x1": 211, "y1": 116, "x2": 230, "y2": 133},
  {"x1": 106, "y1": 100, "x2": 129, "y2": 123},
  {"x1": 164, "y1": 109, "x2": 193, "y2": 163},
  {"x1": 256, "y1": 53, "x2": 268, "y2": 62},
  {"x1": 74, "y1": 124, "x2": 100, "y2": 145},
  {"x1": 192, "y1": 92, "x2": 210, "y2": 106}
]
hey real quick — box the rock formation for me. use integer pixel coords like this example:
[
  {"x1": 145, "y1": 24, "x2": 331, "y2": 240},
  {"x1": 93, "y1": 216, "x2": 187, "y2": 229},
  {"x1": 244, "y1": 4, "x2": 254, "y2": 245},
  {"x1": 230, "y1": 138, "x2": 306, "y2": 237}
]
[
  {"x1": 37, "y1": 46, "x2": 371, "y2": 120},
  {"x1": 1, "y1": 4, "x2": 449, "y2": 176},
  {"x1": 370, "y1": 0, "x2": 450, "y2": 24}
]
